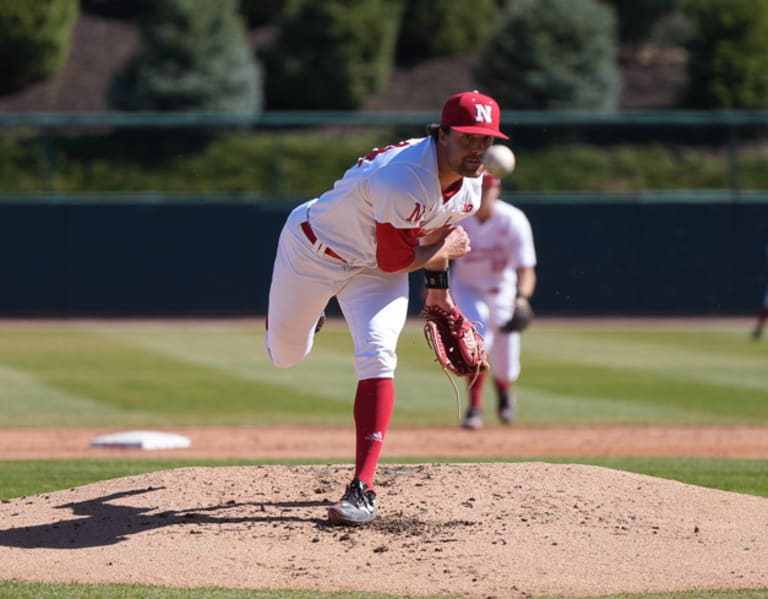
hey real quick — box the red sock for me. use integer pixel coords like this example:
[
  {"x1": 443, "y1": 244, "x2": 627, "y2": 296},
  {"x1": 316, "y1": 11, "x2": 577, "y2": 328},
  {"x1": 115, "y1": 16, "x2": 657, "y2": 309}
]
[
  {"x1": 353, "y1": 378, "x2": 394, "y2": 490},
  {"x1": 468, "y1": 371, "x2": 487, "y2": 410}
]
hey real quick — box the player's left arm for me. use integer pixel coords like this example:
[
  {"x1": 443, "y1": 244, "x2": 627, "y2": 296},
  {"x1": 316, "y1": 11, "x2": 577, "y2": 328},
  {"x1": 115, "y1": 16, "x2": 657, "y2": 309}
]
[
  {"x1": 513, "y1": 209, "x2": 537, "y2": 304},
  {"x1": 516, "y1": 266, "x2": 536, "y2": 300},
  {"x1": 500, "y1": 209, "x2": 538, "y2": 333}
]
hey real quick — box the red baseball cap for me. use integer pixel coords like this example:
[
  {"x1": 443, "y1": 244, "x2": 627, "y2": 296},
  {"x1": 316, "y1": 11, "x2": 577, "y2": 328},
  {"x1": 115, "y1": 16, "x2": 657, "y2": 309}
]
[
  {"x1": 482, "y1": 173, "x2": 501, "y2": 188},
  {"x1": 441, "y1": 90, "x2": 509, "y2": 140}
]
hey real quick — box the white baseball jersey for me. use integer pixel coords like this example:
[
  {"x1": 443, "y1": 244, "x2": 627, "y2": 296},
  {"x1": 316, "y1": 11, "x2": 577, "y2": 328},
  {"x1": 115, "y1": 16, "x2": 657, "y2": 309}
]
[
  {"x1": 265, "y1": 136, "x2": 482, "y2": 380},
  {"x1": 453, "y1": 201, "x2": 536, "y2": 293},
  {"x1": 307, "y1": 136, "x2": 481, "y2": 268},
  {"x1": 451, "y1": 201, "x2": 537, "y2": 382}
]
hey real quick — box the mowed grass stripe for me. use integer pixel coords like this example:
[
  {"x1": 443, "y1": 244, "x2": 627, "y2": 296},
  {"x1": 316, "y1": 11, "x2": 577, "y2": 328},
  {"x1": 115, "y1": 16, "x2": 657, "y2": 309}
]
[
  {"x1": 0, "y1": 322, "x2": 766, "y2": 427},
  {"x1": 510, "y1": 386, "x2": 695, "y2": 425},
  {"x1": 0, "y1": 329, "x2": 350, "y2": 426},
  {"x1": 579, "y1": 329, "x2": 768, "y2": 392},
  {"x1": 88, "y1": 324, "x2": 359, "y2": 403},
  {"x1": 524, "y1": 355, "x2": 768, "y2": 423},
  {"x1": 0, "y1": 363, "x2": 122, "y2": 426},
  {"x1": 520, "y1": 329, "x2": 768, "y2": 425},
  {"x1": 526, "y1": 329, "x2": 767, "y2": 388},
  {"x1": 93, "y1": 323, "x2": 469, "y2": 424}
]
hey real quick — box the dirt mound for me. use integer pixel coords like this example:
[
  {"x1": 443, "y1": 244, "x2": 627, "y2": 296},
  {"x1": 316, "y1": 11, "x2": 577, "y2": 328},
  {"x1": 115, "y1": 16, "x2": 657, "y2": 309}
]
[{"x1": 1, "y1": 463, "x2": 767, "y2": 598}]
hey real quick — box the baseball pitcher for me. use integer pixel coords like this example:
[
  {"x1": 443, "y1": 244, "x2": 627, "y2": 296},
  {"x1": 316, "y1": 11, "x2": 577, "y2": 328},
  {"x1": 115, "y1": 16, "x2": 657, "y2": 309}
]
[{"x1": 265, "y1": 91, "x2": 510, "y2": 525}]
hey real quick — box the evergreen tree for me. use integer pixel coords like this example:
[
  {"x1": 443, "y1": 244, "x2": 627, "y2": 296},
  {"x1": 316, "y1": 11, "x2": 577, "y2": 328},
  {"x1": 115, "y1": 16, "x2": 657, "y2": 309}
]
[
  {"x1": 109, "y1": 0, "x2": 262, "y2": 112},
  {"x1": 260, "y1": 0, "x2": 403, "y2": 109},
  {"x1": 396, "y1": 0, "x2": 498, "y2": 64},
  {"x1": 601, "y1": 0, "x2": 683, "y2": 49},
  {"x1": 683, "y1": 0, "x2": 768, "y2": 109},
  {"x1": 0, "y1": 0, "x2": 79, "y2": 93},
  {"x1": 80, "y1": 0, "x2": 148, "y2": 20},
  {"x1": 475, "y1": 0, "x2": 621, "y2": 110},
  {"x1": 238, "y1": 0, "x2": 284, "y2": 26}
]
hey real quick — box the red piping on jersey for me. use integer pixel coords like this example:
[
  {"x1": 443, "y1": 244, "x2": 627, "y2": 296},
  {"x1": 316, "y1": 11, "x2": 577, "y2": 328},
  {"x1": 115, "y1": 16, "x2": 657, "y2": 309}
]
[{"x1": 442, "y1": 178, "x2": 463, "y2": 202}]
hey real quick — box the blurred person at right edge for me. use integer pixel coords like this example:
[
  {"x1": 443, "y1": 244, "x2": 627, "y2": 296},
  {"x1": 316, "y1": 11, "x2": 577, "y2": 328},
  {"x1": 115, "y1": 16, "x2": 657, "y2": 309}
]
[
  {"x1": 751, "y1": 242, "x2": 768, "y2": 340},
  {"x1": 451, "y1": 172, "x2": 537, "y2": 429}
]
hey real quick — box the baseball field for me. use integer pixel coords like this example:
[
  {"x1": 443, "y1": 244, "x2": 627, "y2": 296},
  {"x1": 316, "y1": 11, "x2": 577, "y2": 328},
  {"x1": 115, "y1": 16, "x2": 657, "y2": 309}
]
[{"x1": 0, "y1": 317, "x2": 767, "y2": 598}]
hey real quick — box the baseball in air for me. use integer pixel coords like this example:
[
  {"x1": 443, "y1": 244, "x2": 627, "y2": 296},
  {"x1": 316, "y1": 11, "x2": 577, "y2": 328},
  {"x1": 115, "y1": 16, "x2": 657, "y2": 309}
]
[{"x1": 482, "y1": 144, "x2": 516, "y2": 176}]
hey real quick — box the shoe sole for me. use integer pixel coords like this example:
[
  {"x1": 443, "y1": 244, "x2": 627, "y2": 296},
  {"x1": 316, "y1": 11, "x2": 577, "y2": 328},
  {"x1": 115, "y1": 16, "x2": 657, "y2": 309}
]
[
  {"x1": 327, "y1": 506, "x2": 377, "y2": 525},
  {"x1": 461, "y1": 417, "x2": 483, "y2": 430}
]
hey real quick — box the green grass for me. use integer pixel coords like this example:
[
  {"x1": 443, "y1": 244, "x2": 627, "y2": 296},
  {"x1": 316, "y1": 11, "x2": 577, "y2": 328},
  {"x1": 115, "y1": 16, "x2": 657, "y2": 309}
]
[
  {"x1": 1, "y1": 320, "x2": 767, "y2": 599},
  {"x1": 0, "y1": 584, "x2": 407, "y2": 599},
  {"x1": 0, "y1": 320, "x2": 765, "y2": 428},
  {"x1": 517, "y1": 327, "x2": 768, "y2": 425},
  {"x1": 0, "y1": 582, "x2": 766, "y2": 599}
]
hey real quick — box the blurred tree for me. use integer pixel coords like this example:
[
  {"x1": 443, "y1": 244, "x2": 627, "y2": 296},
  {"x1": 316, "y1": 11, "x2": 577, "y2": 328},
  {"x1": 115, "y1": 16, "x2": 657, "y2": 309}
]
[
  {"x1": 395, "y1": 0, "x2": 498, "y2": 65},
  {"x1": 239, "y1": 0, "x2": 284, "y2": 27},
  {"x1": 108, "y1": 0, "x2": 262, "y2": 112},
  {"x1": 0, "y1": 0, "x2": 79, "y2": 93},
  {"x1": 80, "y1": 0, "x2": 148, "y2": 20},
  {"x1": 600, "y1": 0, "x2": 683, "y2": 49},
  {"x1": 682, "y1": 0, "x2": 768, "y2": 109},
  {"x1": 649, "y1": 10, "x2": 694, "y2": 49},
  {"x1": 475, "y1": 0, "x2": 621, "y2": 110},
  {"x1": 260, "y1": 0, "x2": 403, "y2": 109}
]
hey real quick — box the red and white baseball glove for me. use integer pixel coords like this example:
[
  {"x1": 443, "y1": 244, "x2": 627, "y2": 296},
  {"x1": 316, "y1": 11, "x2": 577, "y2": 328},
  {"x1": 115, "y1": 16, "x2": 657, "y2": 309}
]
[{"x1": 422, "y1": 304, "x2": 489, "y2": 378}]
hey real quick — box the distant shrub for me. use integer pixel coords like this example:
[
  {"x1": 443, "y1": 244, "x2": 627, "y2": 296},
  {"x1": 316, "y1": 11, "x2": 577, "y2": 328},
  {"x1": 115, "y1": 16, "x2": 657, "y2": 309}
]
[
  {"x1": 80, "y1": 0, "x2": 148, "y2": 20},
  {"x1": 510, "y1": 144, "x2": 731, "y2": 191},
  {"x1": 682, "y1": 0, "x2": 768, "y2": 109},
  {"x1": 475, "y1": 0, "x2": 621, "y2": 110},
  {"x1": 238, "y1": 0, "x2": 284, "y2": 26},
  {"x1": 260, "y1": 0, "x2": 403, "y2": 109},
  {"x1": 0, "y1": 0, "x2": 79, "y2": 93},
  {"x1": 600, "y1": 0, "x2": 683, "y2": 48},
  {"x1": 4, "y1": 129, "x2": 767, "y2": 195},
  {"x1": 395, "y1": 0, "x2": 498, "y2": 64},
  {"x1": 108, "y1": 0, "x2": 262, "y2": 112}
]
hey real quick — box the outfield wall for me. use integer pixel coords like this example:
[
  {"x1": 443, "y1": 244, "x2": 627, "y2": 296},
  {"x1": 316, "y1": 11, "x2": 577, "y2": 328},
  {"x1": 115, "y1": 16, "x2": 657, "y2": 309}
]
[{"x1": 0, "y1": 200, "x2": 766, "y2": 317}]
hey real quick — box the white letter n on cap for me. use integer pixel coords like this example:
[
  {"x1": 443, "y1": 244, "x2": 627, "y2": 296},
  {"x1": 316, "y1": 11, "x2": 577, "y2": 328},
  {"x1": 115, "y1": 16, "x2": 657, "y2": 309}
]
[{"x1": 474, "y1": 104, "x2": 492, "y2": 123}]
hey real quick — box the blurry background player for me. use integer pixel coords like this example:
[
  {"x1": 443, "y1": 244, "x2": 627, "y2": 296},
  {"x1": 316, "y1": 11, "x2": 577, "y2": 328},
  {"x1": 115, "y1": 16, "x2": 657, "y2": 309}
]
[
  {"x1": 451, "y1": 173, "x2": 537, "y2": 429},
  {"x1": 752, "y1": 242, "x2": 768, "y2": 340}
]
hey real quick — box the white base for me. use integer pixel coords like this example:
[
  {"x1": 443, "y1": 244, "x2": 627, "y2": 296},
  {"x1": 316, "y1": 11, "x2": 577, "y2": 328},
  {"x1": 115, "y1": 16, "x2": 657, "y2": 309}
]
[{"x1": 90, "y1": 430, "x2": 191, "y2": 451}]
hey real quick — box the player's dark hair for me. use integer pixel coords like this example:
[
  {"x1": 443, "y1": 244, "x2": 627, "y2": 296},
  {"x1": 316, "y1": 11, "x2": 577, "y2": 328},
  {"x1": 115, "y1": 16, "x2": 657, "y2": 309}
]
[{"x1": 426, "y1": 123, "x2": 450, "y2": 139}]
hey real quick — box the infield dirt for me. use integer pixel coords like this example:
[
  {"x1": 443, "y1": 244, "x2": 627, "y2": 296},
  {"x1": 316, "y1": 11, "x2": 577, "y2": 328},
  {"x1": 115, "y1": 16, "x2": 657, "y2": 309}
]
[{"x1": 1, "y1": 425, "x2": 768, "y2": 597}]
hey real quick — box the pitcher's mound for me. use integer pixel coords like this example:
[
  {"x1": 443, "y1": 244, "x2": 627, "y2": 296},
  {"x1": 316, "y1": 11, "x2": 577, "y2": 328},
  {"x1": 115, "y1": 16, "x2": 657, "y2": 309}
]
[{"x1": 1, "y1": 463, "x2": 767, "y2": 598}]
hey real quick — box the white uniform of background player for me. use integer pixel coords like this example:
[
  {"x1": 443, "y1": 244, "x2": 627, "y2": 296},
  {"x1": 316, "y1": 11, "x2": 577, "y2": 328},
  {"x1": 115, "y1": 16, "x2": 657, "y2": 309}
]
[
  {"x1": 265, "y1": 91, "x2": 510, "y2": 524},
  {"x1": 452, "y1": 173, "x2": 537, "y2": 429}
]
